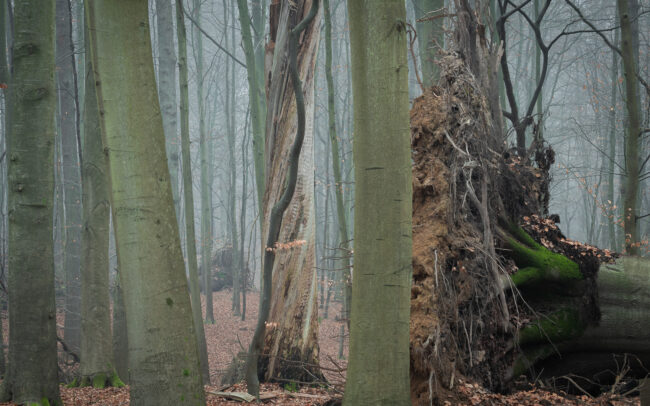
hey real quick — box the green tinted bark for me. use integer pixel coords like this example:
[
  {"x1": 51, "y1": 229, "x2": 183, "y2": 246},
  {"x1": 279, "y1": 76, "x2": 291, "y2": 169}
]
[
  {"x1": 413, "y1": 0, "x2": 444, "y2": 85},
  {"x1": 2, "y1": 1, "x2": 61, "y2": 404},
  {"x1": 86, "y1": 1, "x2": 205, "y2": 403},
  {"x1": 79, "y1": 22, "x2": 117, "y2": 385},
  {"x1": 618, "y1": 0, "x2": 641, "y2": 255},
  {"x1": 155, "y1": 0, "x2": 181, "y2": 224},
  {"x1": 344, "y1": 1, "x2": 412, "y2": 404}
]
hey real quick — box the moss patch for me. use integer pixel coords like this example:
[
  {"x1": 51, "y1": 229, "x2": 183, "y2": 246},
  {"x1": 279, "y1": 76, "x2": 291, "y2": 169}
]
[
  {"x1": 518, "y1": 308, "x2": 587, "y2": 346},
  {"x1": 506, "y1": 225, "x2": 582, "y2": 287}
]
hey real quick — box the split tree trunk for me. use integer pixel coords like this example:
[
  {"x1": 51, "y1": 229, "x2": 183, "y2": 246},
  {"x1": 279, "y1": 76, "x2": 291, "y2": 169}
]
[{"x1": 259, "y1": 0, "x2": 322, "y2": 383}]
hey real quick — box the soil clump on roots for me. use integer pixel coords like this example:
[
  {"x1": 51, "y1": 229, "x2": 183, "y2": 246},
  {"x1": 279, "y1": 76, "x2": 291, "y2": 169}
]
[{"x1": 409, "y1": 52, "x2": 617, "y2": 405}]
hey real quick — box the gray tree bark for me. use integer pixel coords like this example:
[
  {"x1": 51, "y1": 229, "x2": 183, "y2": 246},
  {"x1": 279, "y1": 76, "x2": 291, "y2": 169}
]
[
  {"x1": 56, "y1": 0, "x2": 82, "y2": 357},
  {"x1": 79, "y1": 21, "x2": 122, "y2": 387},
  {"x1": 1, "y1": 1, "x2": 61, "y2": 403},
  {"x1": 155, "y1": 0, "x2": 181, "y2": 226},
  {"x1": 85, "y1": 1, "x2": 206, "y2": 402}
]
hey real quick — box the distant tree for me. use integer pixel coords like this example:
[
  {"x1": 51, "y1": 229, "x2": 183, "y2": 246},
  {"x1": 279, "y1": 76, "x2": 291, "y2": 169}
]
[
  {"x1": 85, "y1": 1, "x2": 205, "y2": 403},
  {"x1": 191, "y1": 0, "x2": 215, "y2": 325},
  {"x1": 323, "y1": 0, "x2": 351, "y2": 326},
  {"x1": 1, "y1": 1, "x2": 61, "y2": 404},
  {"x1": 56, "y1": 0, "x2": 82, "y2": 357},
  {"x1": 235, "y1": 0, "x2": 266, "y2": 213},
  {"x1": 176, "y1": 0, "x2": 210, "y2": 383},
  {"x1": 344, "y1": 0, "x2": 412, "y2": 405},
  {"x1": 413, "y1": 0, "x2": 445, "y2": 86}
]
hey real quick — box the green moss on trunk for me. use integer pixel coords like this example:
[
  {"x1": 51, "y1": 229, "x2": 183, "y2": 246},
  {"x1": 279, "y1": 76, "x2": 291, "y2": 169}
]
[
  {"x1": 505, "y1": 225, "x2": 582, "y2": 288},
  {"x1": 518, "y1": 308, "x2": 587, "y2": 346}
]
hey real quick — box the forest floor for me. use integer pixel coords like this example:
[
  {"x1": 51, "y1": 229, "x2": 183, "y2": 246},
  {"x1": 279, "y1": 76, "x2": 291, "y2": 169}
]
[{"x1": 0, "y1": 290, "x2": 643, "y2": 405}]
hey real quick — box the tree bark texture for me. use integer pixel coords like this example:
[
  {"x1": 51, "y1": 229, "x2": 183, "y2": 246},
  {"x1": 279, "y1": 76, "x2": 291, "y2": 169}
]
[
  {"x1": 155, "y1": 0, "x2": 181, "y2": 225},
  {"x1": 56, "y1": 0, "x2": 82, "y2": 357},
  {"x1": 2, "y1": 1, "x2": 61, "y2": 403},
  {"x1": 413, "y1": 0, "x2": 444, "y2": 86},
  {"x1": 260, "y1": 0, "x2": 322, "y2": 383},
  {"x1": 112, "y1": 267, "x2": 129, "y2": 385},
  {"x1": 79, "y1": 22, "x2": 119, "y2": 387},
  {"x1": 618, "y1": 0, "x2": 641, "y2": 255},
  {"x1": 85, "y1": 1, "x2": 205, "y2": 403},
  {"x1": 344, "y1": 1, "x2": 413, "y2": 405}
]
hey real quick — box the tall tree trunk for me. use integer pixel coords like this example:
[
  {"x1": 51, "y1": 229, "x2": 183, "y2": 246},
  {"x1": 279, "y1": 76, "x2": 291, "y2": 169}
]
[
  {"x1": 533, "y1": 0, "x2": 543, "y2": 141},
  {"x1": 1, "y1": 1, "x2": 61, "y2": 403},
  {"x1": 192, "y1": 0, "x2": 214, "y2": 325},
  {"x1": 85, "y1": 1, "x2": 205, "y2": 403},
  {"x1": 226, "y1": 0, "x2": 241, "y2": 317},
  {"x1": 413, "y1": 0, "x2": 444, "y2": 86},
  {"x1": 0, "y1": 0, "x2": 9, "y2": 378},
  {"x1": 79, "y1": 22, "x2": 121, "y2": 387},
  {"x1": 156, "y1": 0, "x2": 181, "y2": 229},
  {"x1": 177, "y1": 0, "x2": 210, "y2": 383},
  {"x1": 57, "y1": 0, "x2": 82, "y2": 357},
  {"x1": 245, "y1": 0, "x2": 320, "y2": 396},
  {"x1": 344, "y1": 1, "x2": 412, "y2": 405},
  {"x1": 260, "y1": 0, "x2": 322, "y2": 383},
  {"x1": 607, "y1": 20, "x2": 619, "y2": 251},
  {"x1": 618, "y1": 0, "x2": 641, "y2": 255},
  {"x1": 239, "y1": 112, "x2": 249, "y2": 321}
]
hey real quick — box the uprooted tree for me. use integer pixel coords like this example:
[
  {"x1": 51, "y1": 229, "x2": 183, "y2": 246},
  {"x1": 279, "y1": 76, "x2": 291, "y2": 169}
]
[{"x1": 409, "y1": 1, "x2": 650, "y2": 404}]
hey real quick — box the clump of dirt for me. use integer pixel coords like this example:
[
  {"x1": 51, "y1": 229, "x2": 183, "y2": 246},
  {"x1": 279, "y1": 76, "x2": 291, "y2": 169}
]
[{"x1": 410, "y1": 53, "x2": 517, "y2": 405}]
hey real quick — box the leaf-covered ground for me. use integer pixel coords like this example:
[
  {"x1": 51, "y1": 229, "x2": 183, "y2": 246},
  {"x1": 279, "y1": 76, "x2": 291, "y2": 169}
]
[{"x1": 0, "y1": 290, "x2": 643, "y2": 404}]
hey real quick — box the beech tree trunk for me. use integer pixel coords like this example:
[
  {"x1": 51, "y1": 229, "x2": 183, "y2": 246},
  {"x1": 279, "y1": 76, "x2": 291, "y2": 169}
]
[
  {"x1": 79, "y1": 22, "x2": 121, "y2": 388},
  {"x1": 86, "y1": 1, "x2": 205, "y2": 403},
  {"x1": 344, "y1": 1, "x2": 413, "y2": 404},
  {"x1": 413, "y1": 0, "x2": 444, "y2": 86},
  {"x1": 259, "y1": 0, "x2": 322, "y2": 383},
  {"x1": 618, "y1": 0, "x2": 641, "y2": 255},
  {"x1": 1, "y1": 1, "x2": 61, "y2": 403},
  {"x1": 155, "y1": 0, "x2": 181, "y2": 226}
]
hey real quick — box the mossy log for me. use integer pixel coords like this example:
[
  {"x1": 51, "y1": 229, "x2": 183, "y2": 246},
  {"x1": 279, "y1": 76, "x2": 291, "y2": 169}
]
[
  {"x1": 510, "y1": 257, "x2": 650, "y2": 381},
  {"x1": 499, "y1": 225, "x2": 582, "y2": 292}
]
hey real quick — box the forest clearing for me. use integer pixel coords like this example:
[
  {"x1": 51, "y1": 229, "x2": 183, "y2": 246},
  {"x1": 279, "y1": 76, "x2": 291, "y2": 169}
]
[{"x1": 0, "y1": 0, "x2": 648, "y2": 405}]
